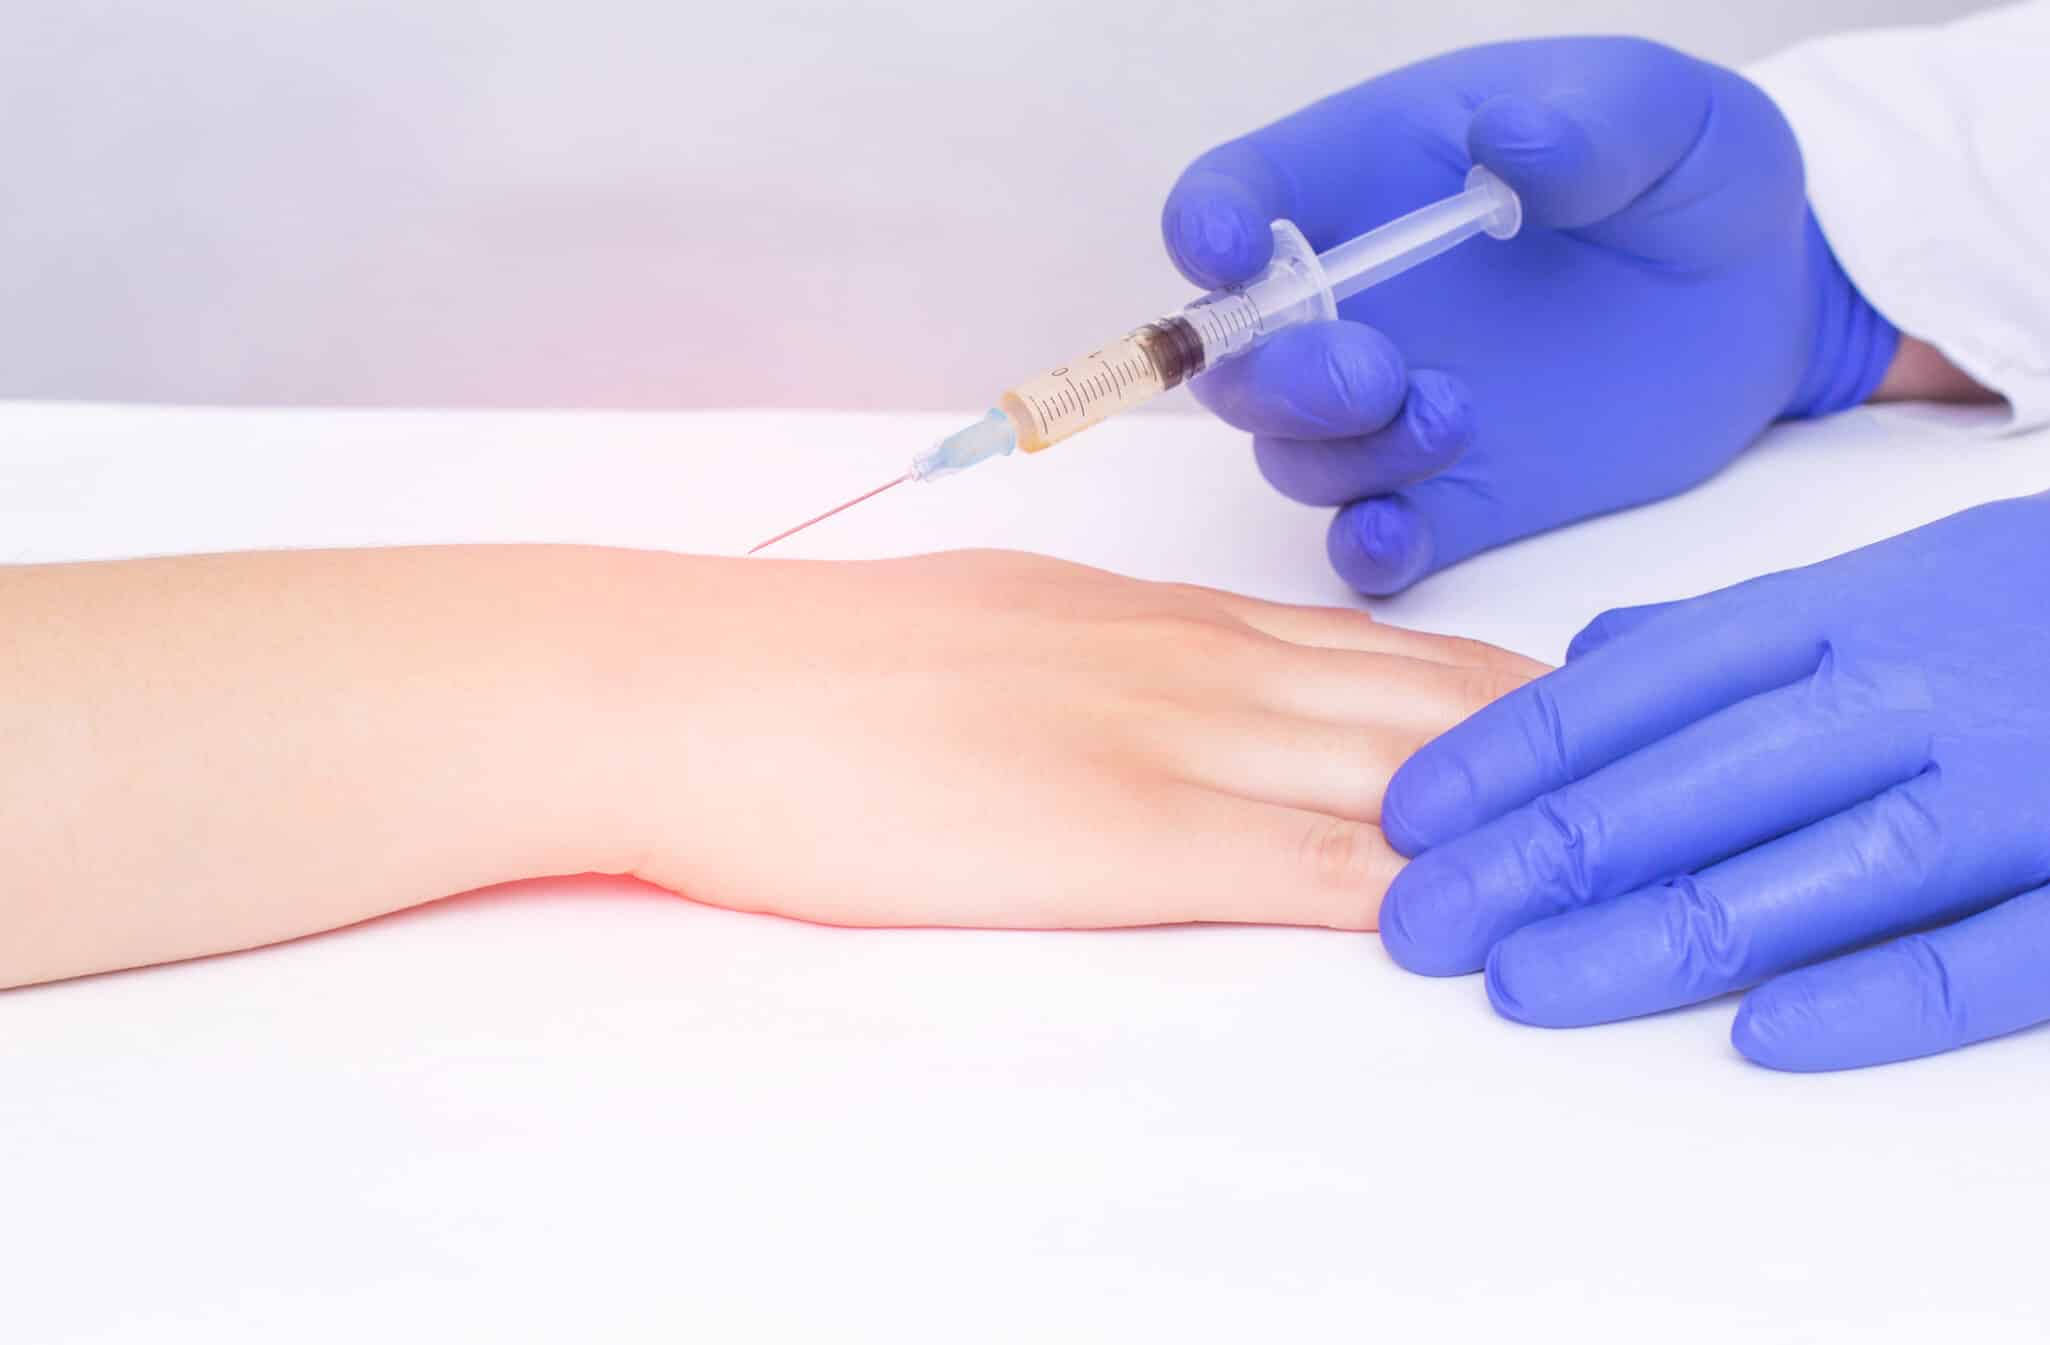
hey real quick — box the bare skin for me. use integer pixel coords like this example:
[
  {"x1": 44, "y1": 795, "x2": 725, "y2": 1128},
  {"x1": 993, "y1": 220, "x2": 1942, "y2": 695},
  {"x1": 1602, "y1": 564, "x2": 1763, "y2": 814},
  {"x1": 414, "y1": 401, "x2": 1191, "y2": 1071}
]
[
  {"x1": 1871, "y1": 335, "x2": 2002, "y2": 406},
  {"x1": 0, "y1": 545, "x2": 1545, "y2": 989}
]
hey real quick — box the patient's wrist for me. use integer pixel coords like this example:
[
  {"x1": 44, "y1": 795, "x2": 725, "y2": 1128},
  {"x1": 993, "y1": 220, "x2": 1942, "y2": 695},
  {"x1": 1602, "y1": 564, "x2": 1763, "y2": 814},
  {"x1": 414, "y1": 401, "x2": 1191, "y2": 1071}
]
[{"x1": 1870, "y1": 336, "x2": 2000, "y2": 405}]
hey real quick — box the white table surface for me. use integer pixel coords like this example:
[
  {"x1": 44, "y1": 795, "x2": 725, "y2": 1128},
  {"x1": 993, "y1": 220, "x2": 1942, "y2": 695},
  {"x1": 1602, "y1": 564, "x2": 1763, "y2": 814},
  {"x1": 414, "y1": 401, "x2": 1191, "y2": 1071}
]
[{"x1": 3, "y1": 400, "x2": 2047, "y2": 1342}]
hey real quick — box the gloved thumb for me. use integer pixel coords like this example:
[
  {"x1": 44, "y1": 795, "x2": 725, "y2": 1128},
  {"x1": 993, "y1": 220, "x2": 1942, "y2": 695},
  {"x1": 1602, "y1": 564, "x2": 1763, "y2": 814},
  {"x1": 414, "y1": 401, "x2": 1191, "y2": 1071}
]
[{"x1": 1465, "y1": 92, "x2": 1655, "y2": 231}]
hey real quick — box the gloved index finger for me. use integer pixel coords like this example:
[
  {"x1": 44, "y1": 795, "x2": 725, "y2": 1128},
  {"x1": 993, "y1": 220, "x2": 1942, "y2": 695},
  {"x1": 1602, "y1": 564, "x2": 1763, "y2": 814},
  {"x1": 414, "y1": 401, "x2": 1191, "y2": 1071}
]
[{"x1": 1380, "y1": 603, "x2": 1824, "y2": 854}]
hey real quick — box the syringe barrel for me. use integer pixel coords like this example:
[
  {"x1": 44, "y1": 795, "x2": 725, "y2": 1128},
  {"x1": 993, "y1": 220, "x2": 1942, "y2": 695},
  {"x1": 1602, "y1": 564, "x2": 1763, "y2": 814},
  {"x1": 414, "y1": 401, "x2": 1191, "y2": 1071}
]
[
  {"x1": 995, "y1": 321, "x2": 1186, "y2": 454},
  {"x1": 994, "y1": 220, "x2": 1336, "y2": 454}
]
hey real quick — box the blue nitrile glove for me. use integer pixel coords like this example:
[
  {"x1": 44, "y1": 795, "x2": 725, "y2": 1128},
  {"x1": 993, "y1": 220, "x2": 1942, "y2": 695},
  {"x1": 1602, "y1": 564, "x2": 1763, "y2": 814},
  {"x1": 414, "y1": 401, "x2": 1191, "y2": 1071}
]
[
  {"x1": 1377, "y1": 494, "x2": 2050, "y2": 1071},
  {"x1": 1161, "y1": 38, "x2": 1899, "y2": 595}
]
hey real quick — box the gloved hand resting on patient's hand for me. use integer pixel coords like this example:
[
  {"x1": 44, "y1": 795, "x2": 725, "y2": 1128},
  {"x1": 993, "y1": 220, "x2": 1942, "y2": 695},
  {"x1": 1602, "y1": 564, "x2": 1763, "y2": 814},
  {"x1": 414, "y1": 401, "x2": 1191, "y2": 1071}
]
[{"x1": 1381, "y1": 496, "x2": 2050, "y2": 1072}]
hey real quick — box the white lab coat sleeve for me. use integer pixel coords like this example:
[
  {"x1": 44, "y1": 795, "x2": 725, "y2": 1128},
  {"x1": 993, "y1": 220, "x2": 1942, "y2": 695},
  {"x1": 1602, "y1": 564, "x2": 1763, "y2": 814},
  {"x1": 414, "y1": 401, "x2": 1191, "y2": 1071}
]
[{"x1": 1747, "y1": 1, "x2": 2050, "y2": 432}]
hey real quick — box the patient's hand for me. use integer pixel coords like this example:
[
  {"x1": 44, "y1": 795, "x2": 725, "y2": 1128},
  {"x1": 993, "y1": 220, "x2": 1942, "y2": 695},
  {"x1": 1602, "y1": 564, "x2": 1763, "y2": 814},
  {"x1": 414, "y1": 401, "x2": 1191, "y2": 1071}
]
[
  {"x1": 623, "y1": 549, "x2": 1544, "y2": 930},
  {"x1": 0, "y1": 545, "x2": 1541, "y2": 988}
]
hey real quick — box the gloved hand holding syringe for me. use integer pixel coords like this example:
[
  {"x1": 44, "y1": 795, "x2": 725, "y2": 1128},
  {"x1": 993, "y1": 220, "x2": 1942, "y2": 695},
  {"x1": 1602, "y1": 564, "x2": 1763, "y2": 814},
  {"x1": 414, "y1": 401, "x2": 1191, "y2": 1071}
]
[{"x1": 748, "y1": 165, "x2": 1522, "y2": 554}]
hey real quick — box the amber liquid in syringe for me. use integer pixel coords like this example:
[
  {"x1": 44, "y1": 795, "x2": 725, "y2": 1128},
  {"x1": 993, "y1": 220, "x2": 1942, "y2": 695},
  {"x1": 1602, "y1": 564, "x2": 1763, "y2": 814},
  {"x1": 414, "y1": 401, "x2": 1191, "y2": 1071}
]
[{"x1": 999, "y1": 295, "x2": 1260, "y2": 452}]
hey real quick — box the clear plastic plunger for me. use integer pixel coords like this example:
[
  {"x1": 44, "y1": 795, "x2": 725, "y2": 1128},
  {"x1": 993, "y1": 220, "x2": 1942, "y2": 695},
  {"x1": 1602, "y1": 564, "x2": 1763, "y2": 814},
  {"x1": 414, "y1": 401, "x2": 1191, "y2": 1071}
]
[{"x1": 1320, "y1": 164, "x2": 1520, "y2": 302}]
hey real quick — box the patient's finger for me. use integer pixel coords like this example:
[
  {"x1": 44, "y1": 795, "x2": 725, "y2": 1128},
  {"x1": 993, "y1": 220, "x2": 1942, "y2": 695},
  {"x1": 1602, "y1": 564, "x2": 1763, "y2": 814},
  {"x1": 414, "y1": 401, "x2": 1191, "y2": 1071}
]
[
  {"x1": 1235, "y1": 602, "x2": 1546, "y2": 676},
  {"x1": 1248, "y1": 647, "x2": 1536, "y2": 736},
  {"x1": 1124, "y1": 785, "x2": 1404, "y2": 931},
  {"x1": 1165, "y1": 707, "x2": 1410, "y2": 823}
]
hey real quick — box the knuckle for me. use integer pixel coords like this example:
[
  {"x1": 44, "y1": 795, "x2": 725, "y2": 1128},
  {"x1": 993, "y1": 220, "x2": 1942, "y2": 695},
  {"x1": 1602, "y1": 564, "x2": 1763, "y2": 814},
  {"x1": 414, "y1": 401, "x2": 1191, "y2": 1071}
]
[
  {"x1": 1296, "y1": 816, "x2": 1391, "y2": 903},
  {"x1": 1894, "y1": 933, "x2": 1965, "y2": 1045},
  {"x1": 1520, "y1": 680, "x2": 1575, "y2": 777},
  {"x1": 1528, "y1": 791, "x2": 1602, "y2": 906},
  {"x1": 1175, "y1": 613, "x2": 1261, "y2": 661},
  {"x1": 1452, "y1": 662, "x2": 1532, "y2": 713},
  {"x1": 1663, "y1": 876, "x2": 1745, "y2": 991},
  {"x1": 1321, "y1": 339, "x2": 1399, "y2": 424},
  {"x1": 1424, "y1": 631, "x2": 1545, "y2": 685},
  {"x1": 1313, "y1": 601, "x2": 1380, "y2": 635},
  {"x1": 1156, "y1": 580, "x2": 1244, "y2": 614},
  {"x1": 1117, "y1": 608, "x2": 1241, "y2": 651},
  {"x1": 1405, "y1": 373, "x2": 1473, "y2": 458},
  {"x1": 1854, "y1": 780, "x2": 1947, "y2": 891},
  {"x1": 1320, "y1": 348, "x2": 1370, "y2": 420}
]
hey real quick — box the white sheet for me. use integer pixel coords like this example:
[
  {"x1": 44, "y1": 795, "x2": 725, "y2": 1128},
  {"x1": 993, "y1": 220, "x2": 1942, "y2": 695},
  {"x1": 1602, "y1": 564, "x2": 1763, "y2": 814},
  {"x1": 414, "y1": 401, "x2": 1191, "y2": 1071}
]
[{"x1": 3, "y1": 400, "x2": 2048, "y2": 1342}]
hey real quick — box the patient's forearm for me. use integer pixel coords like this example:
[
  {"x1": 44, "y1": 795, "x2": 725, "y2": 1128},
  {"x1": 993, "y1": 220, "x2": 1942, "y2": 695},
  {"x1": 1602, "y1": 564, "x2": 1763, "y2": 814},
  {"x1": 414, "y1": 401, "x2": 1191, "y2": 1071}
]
[
  {"x1": 0, "y1": 543, "x2": 1544, "y2": 989},
  {"x1": 0, "y1": 546, "x2": 644, "y2": 988}
]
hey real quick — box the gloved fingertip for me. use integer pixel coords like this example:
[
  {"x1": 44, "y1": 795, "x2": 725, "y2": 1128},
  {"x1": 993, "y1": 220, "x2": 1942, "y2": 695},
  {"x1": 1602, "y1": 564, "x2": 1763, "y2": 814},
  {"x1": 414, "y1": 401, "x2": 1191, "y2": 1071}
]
[
  {"x1": 1161, "y1": 168, "x2": 1274, "y2": 289},
  {"x1": 1487, "y1": 917, "x2": 1634, "y2": 1029},
  {"x1": 1376, "y1": 874, "x2": 1416, "y2": 951},
  {"x1": 1482, "y1": 942, "x2": 1530, "y2": 1021},
  {"x1": 1729, "y1": 988, "x2": 1825, "y2": 1072},
  {"x1": 1734, "y1": 951, "x2": 1938, "y2": 1074},
  {"x1": 1377, "y1": 858, "x2": 1487, "y2": 977},
  {"x1": 1328, "y1": 495, "x2": 1433, "y2": 596},
  {"x1": 1318, "y1": 326, "x2": 1410, "y2": 430},
  {"x1": 1380, "y1": 753, "x2": 1471, "y2": 856},
  {"x1": 1466, "y1": 93, "x2": 1597, "y2": 229},
  {"x1": 1483, "y1": 934, "x2": 1562, "y2": 1026}
]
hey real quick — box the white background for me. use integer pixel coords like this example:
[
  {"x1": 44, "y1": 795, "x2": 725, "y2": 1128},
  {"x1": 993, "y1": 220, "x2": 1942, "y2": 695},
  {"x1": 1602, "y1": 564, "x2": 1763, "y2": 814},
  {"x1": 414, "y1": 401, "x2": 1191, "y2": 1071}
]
[
  {"x1": 2, "y1": 3, "x2": 2042, "y2": 1340},
  {"x1": 3, "y1": 0, "x2": 1992, "y2": 411}
]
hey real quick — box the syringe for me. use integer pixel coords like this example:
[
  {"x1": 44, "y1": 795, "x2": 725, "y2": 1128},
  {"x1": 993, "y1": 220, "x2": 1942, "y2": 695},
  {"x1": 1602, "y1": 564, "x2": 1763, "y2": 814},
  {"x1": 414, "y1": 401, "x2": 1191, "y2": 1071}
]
[{"x1": 748, "y1": 166, "x2": 1521, "y2": 555}]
